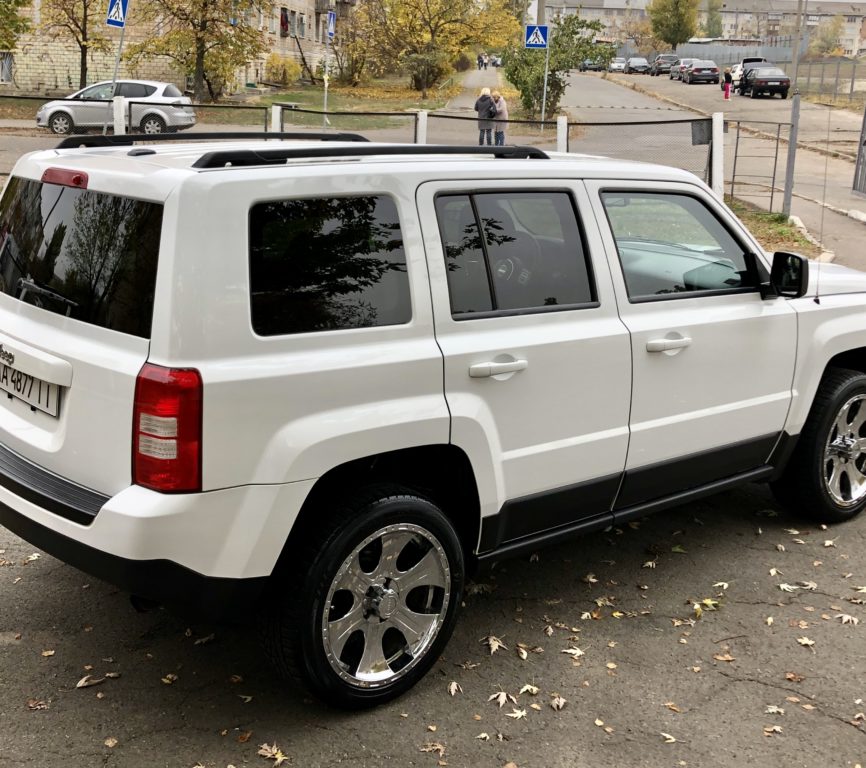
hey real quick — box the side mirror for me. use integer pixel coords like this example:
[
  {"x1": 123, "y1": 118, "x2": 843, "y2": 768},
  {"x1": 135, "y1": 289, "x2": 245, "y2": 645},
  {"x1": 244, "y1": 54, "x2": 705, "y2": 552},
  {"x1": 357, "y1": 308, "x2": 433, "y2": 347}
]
[{"x1": 763, "y1": 251, "x2": 808, "y2": 299}]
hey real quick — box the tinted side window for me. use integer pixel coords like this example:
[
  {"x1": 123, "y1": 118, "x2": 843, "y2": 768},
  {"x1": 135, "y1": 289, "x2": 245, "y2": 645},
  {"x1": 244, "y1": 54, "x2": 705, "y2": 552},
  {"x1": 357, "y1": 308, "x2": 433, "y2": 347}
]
[
  {"x1": 601, "y1": 191, "x2": 755, "y2": 301},
  {"x1": 249, "y1": 195, "x2": 411, "y2": 336},
  {"x1": 79, "y1": 83, "x2": 114, "y2": 100},
  {"x1": 436, "y1": 191, "x2": 595, "y2": 317},
  {"x1": 0, "y1": 177, "x2": 162, "y2": 338},
  {"x1": 163, "y1": 84, "x2": 182, "y2": 97}
]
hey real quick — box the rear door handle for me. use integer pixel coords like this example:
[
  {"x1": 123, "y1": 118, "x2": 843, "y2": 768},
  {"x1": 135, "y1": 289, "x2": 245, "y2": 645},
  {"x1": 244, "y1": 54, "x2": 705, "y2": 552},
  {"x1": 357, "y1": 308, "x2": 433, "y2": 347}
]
[
  {"x1": 469, "y1": 359, "x2": 528, "y2": 378},
  {"x1": 646, "y1": 336, "x2": 692, "y2": 352}
]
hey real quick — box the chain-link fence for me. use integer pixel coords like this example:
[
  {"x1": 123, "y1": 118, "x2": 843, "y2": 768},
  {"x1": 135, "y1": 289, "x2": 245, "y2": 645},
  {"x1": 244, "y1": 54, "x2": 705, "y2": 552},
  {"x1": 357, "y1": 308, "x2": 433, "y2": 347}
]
[
  {"x1": 727, "y1": 120, "x2": 791, "y2": 213},
  {"x1": 276, "y1": 106, "x2": 417, "y2": 142}
]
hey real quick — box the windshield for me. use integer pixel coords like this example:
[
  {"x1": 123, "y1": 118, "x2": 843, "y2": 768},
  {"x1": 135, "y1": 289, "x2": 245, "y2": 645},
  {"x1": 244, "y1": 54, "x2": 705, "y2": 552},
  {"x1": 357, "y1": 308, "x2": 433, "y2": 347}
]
[{"x1": 0, "y1": 177, "x2": 162, "y2": 337}]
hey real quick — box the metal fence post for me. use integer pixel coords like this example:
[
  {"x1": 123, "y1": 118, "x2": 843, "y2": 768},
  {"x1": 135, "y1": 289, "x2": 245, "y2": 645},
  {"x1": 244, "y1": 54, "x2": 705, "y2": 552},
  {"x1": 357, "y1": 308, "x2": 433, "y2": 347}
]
[
  {"x1": 112, "y1": 96, "x2": 126, "y2": 135},
  {"x1": 850, "y1": 62, "x2": 857, "y2": 102},
  {"x1": 782, "y1": 93, "x2": 800, "y2": 216},
  {"x1": 270, "y1": 104, "x2": 281, "y2": 132},
  {"x1": 730, "y1": 121, "x2": 741, "y2": 202},
  {"x1": 557, "y1": 115, "x2": 568, "y2": 152},
  {"x1": 415, "y1": 110, "x2": 428, "y2": 144},
  {"x1": 711, "y1": 112, "x2": 724, "y2": 198},
  {"x1": 834, "y1": 59, "x2": 841, "y2": 100}
]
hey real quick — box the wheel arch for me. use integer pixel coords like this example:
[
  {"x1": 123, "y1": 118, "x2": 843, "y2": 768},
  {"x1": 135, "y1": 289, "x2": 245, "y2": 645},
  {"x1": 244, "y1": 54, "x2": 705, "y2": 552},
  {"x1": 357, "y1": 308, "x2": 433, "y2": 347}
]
[{"x1": 272, "y1": 444, "x2": 483, "y2": 577}]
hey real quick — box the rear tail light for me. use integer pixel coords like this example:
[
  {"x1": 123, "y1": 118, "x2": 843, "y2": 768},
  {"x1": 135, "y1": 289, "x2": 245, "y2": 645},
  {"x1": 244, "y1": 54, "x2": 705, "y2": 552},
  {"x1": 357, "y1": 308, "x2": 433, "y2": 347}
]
[
  {"x1": 41, "y1": 168, "x2": 88, "y2": 188},
  {"x1": 133, "y1": 363, "x2": 202, "y2": 492}
]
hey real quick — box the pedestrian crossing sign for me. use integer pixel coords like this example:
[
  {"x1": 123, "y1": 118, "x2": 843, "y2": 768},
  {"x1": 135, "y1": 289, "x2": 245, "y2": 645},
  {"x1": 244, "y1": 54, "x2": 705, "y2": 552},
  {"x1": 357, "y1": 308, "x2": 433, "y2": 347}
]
[
  {"x1": 525, "y1": 25, "x2": 548, "y2": 49},
  {"x1": 106, "y1": 0, "x2": 128, "y2": 28}
]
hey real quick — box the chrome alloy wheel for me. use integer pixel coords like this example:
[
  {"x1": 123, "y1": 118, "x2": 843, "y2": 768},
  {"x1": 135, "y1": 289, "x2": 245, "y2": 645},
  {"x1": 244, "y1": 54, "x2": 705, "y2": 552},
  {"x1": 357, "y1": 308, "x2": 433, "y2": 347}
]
[
  {"x1": 321, "y1": 523, "x2": 451, "y2": 688},
  {"x1": 824, "y1": 393, "x2": 866, "y2": 507}
]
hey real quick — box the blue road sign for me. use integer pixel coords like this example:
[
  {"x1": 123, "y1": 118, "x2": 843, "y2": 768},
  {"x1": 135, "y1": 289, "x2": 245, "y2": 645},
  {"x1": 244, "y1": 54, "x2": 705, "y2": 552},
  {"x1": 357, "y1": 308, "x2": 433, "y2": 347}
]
[
  {"x1": 327, "y1": 10, "x2": 336, "y2": 40},
  {"x1": 525, "y1": 25, "x2": 548, "y2": 49},
  {"x1": 106, "y1": 0, "x2": 128, "y2": 28}
]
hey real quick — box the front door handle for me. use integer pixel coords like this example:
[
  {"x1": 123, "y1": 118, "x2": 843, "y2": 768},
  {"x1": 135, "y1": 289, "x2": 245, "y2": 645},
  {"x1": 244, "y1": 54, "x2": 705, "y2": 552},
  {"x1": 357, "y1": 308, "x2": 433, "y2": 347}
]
[
  {"x1": 646, "y1": 336, "x2": 692, "y2": 352},
  {"x1": 469, "y1": 359, "x2": 528, "y2": 378}
]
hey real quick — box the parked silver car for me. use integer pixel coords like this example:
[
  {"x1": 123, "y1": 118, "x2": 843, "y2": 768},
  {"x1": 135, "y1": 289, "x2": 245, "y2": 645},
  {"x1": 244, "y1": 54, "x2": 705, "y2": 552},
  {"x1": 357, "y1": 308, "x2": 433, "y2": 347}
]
[{"x1": 36, "y1": 80, "x2": 196, "y2": 135}]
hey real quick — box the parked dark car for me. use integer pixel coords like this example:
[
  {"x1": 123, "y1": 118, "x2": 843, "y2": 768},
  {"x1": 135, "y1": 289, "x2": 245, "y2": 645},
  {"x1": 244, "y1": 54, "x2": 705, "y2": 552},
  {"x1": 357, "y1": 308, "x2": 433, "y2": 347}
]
[
  {"x1": 669, "y1": 57, "x2": 698, "y2": 80},
  {"x1": 741, "y1": 66, "x2": 790, "y2": 98},
  {"x1": 579, "y1": 59, "x2": 603, "y2": 72},
  {"x1": 735, "y1": 60, "x2": 775, "y2": 93},
  {"x1": 625, "y1": 57, "x2": 650, "y2": 74},
  {"x1": 650, "y1": 54, "x2": 678, "y2": 76},
  {"x1": 682, "y1": 60, "x2": 720, "y2": 84}
]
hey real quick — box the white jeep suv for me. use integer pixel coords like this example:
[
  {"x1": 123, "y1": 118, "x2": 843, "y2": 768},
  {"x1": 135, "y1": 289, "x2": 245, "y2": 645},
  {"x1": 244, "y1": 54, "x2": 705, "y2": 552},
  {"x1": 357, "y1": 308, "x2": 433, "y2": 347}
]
[{"x1": 1, "y1": 133, "x2": 865, "y2": 708}]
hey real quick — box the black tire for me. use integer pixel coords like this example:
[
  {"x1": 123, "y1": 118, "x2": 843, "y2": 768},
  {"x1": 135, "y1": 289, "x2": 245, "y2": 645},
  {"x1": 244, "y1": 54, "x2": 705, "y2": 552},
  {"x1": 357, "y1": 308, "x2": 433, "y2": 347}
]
[
  {"x1": 772, "y1": 368, "x2": 866, "y2": 523},
  {"x1": 140, "y1": 114, "x2": 166, "y2": 134},
  {"x1": 48, "y1": 112, "x2": 74, "y2": 135},
  {"x1": 750, "y1": 87, "x2": 759, "y2": 98},
  {"x1": 780, "y1": 90, "x2": 788, "y2": 99},
  {"x1": 260, "y1": 484, "x2": 465, "y2": 708}
]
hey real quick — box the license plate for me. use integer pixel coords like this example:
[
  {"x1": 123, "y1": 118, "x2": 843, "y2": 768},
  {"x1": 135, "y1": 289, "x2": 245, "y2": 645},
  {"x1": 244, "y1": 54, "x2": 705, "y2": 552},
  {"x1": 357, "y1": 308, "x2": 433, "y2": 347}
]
[
  {"x1": 0, "y1": 363, "x2": 60, "y2": 417},
  {"x1": 768, "y1": 81, "x2": 780, "y2": 85}
]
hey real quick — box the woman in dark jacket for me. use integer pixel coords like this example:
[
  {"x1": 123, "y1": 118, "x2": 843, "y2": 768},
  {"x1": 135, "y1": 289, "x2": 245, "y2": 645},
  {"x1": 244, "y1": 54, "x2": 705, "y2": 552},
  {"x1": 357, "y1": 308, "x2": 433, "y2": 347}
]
[{"x1": 474, "y1": 88, "x2": 495, "y2": 146}]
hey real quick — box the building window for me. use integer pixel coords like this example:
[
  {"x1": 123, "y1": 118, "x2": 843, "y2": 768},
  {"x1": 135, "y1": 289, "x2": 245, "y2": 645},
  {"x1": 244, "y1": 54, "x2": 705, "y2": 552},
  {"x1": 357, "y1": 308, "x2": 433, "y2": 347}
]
[
  {"x1": 280, "y1": 7, "x2": 289, "y2": 36},
  {"x1": 298, "y1": 13, "x2": 306, "y2": 38},
  {"x1": 315, "y1": 11, "x2": 321, "y2": 41},
  {"x1": 0, "y1": 53, "x2": 13, "y2": 84},
  {"x1": 290, "y1": 10, "x2": 297, "y2": 36}
]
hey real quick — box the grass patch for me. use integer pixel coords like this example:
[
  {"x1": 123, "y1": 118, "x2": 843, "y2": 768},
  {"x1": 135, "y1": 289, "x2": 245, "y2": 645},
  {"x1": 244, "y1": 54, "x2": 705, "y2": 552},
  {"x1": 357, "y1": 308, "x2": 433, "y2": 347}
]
[{"x1": 727, "y1": 198, "x2": 822, "y2": 257}]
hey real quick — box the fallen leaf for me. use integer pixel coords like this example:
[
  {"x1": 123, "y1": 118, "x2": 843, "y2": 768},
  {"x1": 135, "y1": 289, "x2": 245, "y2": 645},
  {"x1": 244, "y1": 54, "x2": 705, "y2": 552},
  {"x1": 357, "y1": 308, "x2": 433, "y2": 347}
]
[
  {"x1": 25, "y1": 553, "x2": 40, "y2": 563},
  {"x1": 594, "y1": 718, "x2": 605, "y2": 727},
  {"x1": 713, "y1": 653, "x2": 736, "y2": 663},
  {"x1": 519, "y1": 684, "x2": 539, "y2": 696},
  {"x1": 664, "y1": 702, "x2": 682, "y2": 713},
  {"x1": 41, "y1": 650, "x2": 55, "y2": 657},
  {"x1": 76, "y1": 675, "x2": 105, "y2": 689},
  {"x1": 561, "y1": 647, "x2": 585, "y2": 658},
  {"x1": 447, "y1": 681, "x2": 462, "y2": 696},
  {"x1": 427, "y1": 724, "x2": 437, "y2": 732},
  {"x1": 642, "y1": 559, "x2": 658, "y2": 569},
  {"x1": 193, "y1": 633, "x2": 215, "y2": 646},
  {"x1": 660, "y1": 732, "x2": 678, "y2": 744},
  {"x1": 583, "y1": 573, "x2": 598, "y2": 584},
  {"x1": 769, "y1": 568, "x2": 783, "y2": 576},
  {"x1": 104, "y1": 672, "x2": 121, "y2": 679},
  {"x1": 798, "y1": 581, "x2": 818, "y2": 591},
  {"x1": 779, "y1": 583, "x2": 798, "y2": 592},
  {"x1": 797, "y1": 637, "x2": 815, "y2": 650},
  {"x1": 766, "y1": 616, "x2": 774, "y2": 626},
  {"x1": 456, "y1": 661, "x2": 480, "y2": 670},
  {"x1": 671, "y1": 545, "x2": 687, "y2": 554},
  {"x1": 481, "y1": 635, "x2": 507, "y2": 654},
  {"x1": 530, "y1": 702, "x2": 542, "y2": 711},
  {"x1": 516, "y1": 646, "x2": 528, "y2": 660},
  {"x1": 783, "y1": 529, "x2": 800, "y2": 535},
  {"x1": 258, "y1": 742, "x2": 289, "y2": 766},
  {"x1": 606, "y1": 662, "x2": 617, "y2": 670},
  {"x1": 785, "y1": 672, "x2": 804, "y2": 682},
  {"x1": 543, "y1": 625, "x2": 554, "y2": 637},
  {"x1": 824, "y1": 539, "x2": 837, "y2": 548},
  {"x1": 776, "y1": 544, "x2": 786, "y2": 552},
  {"x1": 103, "y1": 737, "x2": 118, "y2": 748},
  {"x1": 765, "y1": 705, "x2": 785, "y2": 715},
  {"x1": 160, "y1": 673, "x2": 178, "y2": 685},
  {"x1": 26, "y1": 699, "x2": 49, "y2": 711},
  {"x1": 237, "y1": 731, "x2": 252, "y2": 744},
  {"x1": 713, "y1": 582, "x2": 729, "y2": 590},
  {"x1": 229, "y1": 674, "x2": 244, "y2": 684},
  {"x1": 489, "y1": 690, "x2": 516, "y2": 708},
  {"x1": 793, "y1": 538, "x2": 806, "y2": 545},
  {"x1": 837, "y1": 614, "x2": 860, "y2": 626},
  {"x1": 475, "y1": 733, "x2": 490, "y2": 741},
  {"x1": 506, "y1": 708, "x2": 527, "y2": 720},
  {"x1": 763, "y1": 725, "x2": 783, "y2": 736},
  {"x1": 550, "y1": 695, "x2": 567, "y2": 711},
  {"x1": 238, "y1": 694, "x2": 253, "y2": 703}
]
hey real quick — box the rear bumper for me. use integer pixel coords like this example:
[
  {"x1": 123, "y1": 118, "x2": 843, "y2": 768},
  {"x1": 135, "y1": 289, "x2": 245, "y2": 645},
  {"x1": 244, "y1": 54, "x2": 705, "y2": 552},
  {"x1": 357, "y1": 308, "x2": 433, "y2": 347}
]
[{"x1": 0, "y1": 500, "x2": 266, "y2": 619}]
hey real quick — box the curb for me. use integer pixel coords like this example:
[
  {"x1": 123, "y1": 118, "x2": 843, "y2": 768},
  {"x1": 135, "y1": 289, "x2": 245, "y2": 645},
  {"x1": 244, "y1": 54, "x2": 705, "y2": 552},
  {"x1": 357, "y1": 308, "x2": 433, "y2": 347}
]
[{"x1": 788, "y1": 214, "x2": 835, "y2": 262}]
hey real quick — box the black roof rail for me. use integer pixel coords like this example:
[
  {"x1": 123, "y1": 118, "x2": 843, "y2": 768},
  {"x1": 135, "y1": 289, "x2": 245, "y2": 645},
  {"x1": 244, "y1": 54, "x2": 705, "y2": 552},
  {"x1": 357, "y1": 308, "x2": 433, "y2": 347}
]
[
  {"x1": 54, "y1": 131, "x2": 370, "y2": 150},
  {"x1": 191, "y1": 144, "x2": 550, "y2": 169}
]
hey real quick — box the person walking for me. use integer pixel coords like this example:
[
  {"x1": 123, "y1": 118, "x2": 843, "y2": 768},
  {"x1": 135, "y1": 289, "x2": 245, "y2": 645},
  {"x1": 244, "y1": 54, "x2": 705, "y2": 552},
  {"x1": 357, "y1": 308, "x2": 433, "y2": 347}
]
[
  {"x1": 477, "y1": 53, "x2": 483, "y2": 71},
  {"x1": 482, "y1": 53, "x2": 489, "y2": 70},
  {"x1": 492, "y1": 90, "x2": 508, "y2": 146},
  {"x1": 474, "y1": 87, "x2": 496, "y2": 146},
  {"x1": 723, "y1": 67, "x2": 732, "y2": 100}
]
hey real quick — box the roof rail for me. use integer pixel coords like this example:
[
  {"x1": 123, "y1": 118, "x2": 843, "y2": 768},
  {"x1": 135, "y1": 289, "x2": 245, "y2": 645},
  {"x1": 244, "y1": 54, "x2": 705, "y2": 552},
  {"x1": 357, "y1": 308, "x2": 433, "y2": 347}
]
[
  {"x1": 54, "y1": 131, "x2": 370, "y2": 150},
  {"x1": 191, "y1": 144, "x2": 550, "y2": 169}
]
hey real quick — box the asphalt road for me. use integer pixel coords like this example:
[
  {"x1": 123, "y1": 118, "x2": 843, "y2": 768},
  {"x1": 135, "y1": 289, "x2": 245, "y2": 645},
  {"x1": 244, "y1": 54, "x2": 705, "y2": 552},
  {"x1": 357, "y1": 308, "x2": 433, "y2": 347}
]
[{"x1": 3, "y1": 486, "x2": 866, "y2": 767}]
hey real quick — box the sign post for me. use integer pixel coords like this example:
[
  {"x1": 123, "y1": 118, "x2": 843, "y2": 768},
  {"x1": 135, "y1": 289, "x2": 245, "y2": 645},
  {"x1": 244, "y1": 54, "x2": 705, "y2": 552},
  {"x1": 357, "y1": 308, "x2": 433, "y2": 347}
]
[
  {"x1": 323, "y1": 9, "x2": 336, "y2": 128},
  {"x1": 524, "y1": 25, "x2": 549, "y2": 127},
  {"x1": 105, "y1": 0, "x2": 130, "y2": 135}
]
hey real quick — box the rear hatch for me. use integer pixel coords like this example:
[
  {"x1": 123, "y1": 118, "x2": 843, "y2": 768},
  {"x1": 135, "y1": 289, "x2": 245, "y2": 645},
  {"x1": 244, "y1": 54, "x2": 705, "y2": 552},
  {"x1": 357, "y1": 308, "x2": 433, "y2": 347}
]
[{"x1": 0, "y1": 170, "x2": 162, "y2": 498}]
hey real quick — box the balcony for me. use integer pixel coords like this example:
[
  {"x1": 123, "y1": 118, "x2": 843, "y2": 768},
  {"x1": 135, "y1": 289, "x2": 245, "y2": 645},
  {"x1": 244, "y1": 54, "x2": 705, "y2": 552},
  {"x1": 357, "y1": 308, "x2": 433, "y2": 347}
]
[{"x1": 315, "y1": 0, "x2": 333, "y2": 11}]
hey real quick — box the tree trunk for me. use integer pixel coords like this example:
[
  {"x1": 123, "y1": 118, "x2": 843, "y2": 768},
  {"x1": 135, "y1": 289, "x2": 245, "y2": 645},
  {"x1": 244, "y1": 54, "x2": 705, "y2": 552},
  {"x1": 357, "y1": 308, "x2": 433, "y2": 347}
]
[
  {"x1": 194, "y1": 34, "x2": 206, "y2": 102},
  {"x1": 79, "y1": 13, "x2": 87, "y2": 88}
]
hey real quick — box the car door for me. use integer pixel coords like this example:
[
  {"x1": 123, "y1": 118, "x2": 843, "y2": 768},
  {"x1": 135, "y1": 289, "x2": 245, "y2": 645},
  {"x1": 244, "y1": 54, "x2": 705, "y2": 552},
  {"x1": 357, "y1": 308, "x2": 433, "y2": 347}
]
[
  {"x1": 417, "y1": 181, "x2": 632, "y2": 552},
  {"x1": 73, "y1": 82, "x2": 114, "y2": 128},
  {"x1": 586, "y1": 181, "x2": 798, "y2": 510}
]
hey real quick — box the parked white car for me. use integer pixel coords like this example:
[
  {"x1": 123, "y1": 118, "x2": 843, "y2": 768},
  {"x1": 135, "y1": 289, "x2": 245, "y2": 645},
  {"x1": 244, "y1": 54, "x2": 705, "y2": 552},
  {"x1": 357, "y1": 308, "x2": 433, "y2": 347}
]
[
  {"x1": 608, "y1": 57, "x2": 626, "y2": 72},
  {"x1": 36, "y1": 79, "x2": 196, "y2": 135},
  {"x1": 1, "y1": 134, "x2": 865, "y2": 709}
]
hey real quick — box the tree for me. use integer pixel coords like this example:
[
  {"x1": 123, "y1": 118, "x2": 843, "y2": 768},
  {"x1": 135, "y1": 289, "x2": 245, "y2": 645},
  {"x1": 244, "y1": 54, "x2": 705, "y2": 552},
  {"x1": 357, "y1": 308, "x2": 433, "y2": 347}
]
[
  {"x1": 647, "y1": 0, "x2": 698, "y2": 51},
  {"x1": 365, "y1": 0, "x2": 520, "y2": 96},
  {"x1": 332, "y1": 1, "x2": 388, "y2": 86},
  {"x1": 0, "y1": 0, "x2": 30, "y2": 50},
  {"x1": 124, "y1": 0, "x2": 272, "y2": 102},
  {"x1": 810, "y1": 15, "x2": 844, "y2": 56},
  {"x1": 612, "y1": 15, "x2": 663, "y2": 56},
  {"x1": 503, "y1": 14, "x2": 607, "y2": 117},
  {"x1": 703, "y1": 0, "x2": 723, "y2": 38},
  {"x1": 41, "y1": 0, "x2": 113, "y2": 89}
]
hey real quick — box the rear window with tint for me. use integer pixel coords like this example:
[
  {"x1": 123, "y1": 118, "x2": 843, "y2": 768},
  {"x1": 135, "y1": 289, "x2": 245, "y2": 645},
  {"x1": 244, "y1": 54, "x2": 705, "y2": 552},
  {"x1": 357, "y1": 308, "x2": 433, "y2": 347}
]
[
  {"x1": 163, "y1": 84, "x2": 183, "y2": 97},
  {"x1": 249, "y1": 195, "x2": 411, "y2": 336},
  {"x1": 0, "y1": 177, "x2": 162, "y2": 338}
]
